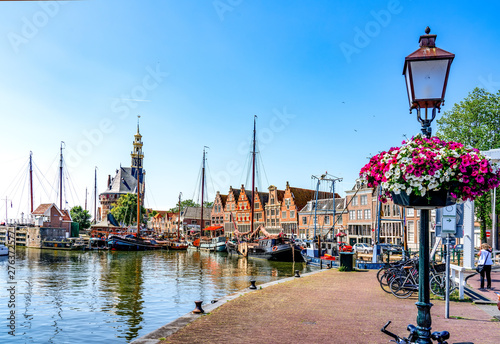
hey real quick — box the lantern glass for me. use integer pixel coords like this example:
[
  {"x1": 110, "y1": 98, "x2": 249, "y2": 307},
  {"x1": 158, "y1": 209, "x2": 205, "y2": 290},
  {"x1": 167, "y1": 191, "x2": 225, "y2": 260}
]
[{"x1": 410, "y1": 59, "x2": 449, "y2": 101}]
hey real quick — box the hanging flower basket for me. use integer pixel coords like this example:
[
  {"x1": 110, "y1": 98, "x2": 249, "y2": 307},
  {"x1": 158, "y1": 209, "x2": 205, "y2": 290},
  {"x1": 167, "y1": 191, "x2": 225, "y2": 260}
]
[
  {"x1": 359, "y1": 136, "x2": 500, "y2": 206},
  {"x1": 390, "y1": 189, "x2": 455, "y2": 209}
]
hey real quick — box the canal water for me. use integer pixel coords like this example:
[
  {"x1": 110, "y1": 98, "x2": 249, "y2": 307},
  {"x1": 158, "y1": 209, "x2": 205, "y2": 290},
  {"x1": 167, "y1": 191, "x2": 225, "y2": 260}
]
[{"x1": 1, "y1": 248, "x2": 315, "y2": 343}]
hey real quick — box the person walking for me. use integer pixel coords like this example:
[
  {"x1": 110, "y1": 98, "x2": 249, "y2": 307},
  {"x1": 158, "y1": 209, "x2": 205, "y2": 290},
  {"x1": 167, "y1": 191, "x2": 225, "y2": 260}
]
[{"x1": 477, "y1": 243, "x2": 493, "y2": 290}]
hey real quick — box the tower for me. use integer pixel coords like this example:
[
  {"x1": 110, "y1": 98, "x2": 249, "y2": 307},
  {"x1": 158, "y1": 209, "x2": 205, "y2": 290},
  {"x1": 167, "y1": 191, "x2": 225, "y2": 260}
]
[{"x1": 131, "y1": 116, "x2": 144, "y2": 184}]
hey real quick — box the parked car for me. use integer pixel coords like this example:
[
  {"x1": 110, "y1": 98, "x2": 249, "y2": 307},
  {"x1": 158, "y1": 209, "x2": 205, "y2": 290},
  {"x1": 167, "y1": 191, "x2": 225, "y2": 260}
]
[{"x1": 352, "y1": 243, "x2": 373, "y2": 254}]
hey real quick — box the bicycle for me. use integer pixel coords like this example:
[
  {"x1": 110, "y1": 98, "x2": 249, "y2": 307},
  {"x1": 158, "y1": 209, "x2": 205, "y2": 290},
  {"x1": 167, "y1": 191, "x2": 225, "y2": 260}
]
[
  {"x1": 381, "y1": 321, "x2": 450, "y2": 344},
  {"x1": 429, "y1": 273, "x2": 457, "y2": 297},
  {"x1": 389, "y1": 261, "x2": 419, "y2": 298}
]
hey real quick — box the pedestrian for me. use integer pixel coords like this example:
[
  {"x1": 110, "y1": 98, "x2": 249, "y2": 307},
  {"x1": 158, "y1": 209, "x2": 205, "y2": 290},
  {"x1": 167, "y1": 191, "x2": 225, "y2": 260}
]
[{"x1": 477, "y1": 243, "x2": 493, "y2": 290}]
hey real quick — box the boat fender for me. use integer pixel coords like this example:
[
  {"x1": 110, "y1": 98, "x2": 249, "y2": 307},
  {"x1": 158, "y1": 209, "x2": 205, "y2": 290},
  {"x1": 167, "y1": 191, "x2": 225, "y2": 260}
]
[{"x1": 272, "y1": 246, "x2": 278, "y2": 252}]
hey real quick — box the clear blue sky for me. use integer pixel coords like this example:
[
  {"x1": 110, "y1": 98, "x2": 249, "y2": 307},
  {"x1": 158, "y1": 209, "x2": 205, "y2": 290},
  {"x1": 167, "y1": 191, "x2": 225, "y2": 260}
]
[{"x1": 1, "y1": 0, "x2": 499, "y2": 220}]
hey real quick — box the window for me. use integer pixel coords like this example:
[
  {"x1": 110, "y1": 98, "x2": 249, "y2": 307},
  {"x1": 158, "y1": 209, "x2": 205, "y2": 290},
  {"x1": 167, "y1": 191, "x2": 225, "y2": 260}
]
[
  {"x1": 267, "y1": 209, "x2": 269, "y2": 216},
  {"x1": 270, "y1": 197, "x2": 275, "y2": 205},
  {"x1": 349, "y1": 210, "x2": 355, "y2": 220},
  {"x1": 324, "y1": 216, "x2": 330, "y2": 225},
  {"x1": 285, "y1": 198, "x2": 291, "y2": 209},
  {"x1": 271, "y1": 219, "x2": 275, "y2": 226},
  {"x1": 360, "y1": 195, "x2": 367, "y2": 205},
  {"x1": 271, "y1": 209, "x2": 275, "y2": 216},
  {"x1": 364, "y1": 209, "x2": 371, "y2": 219},
  {"x1": 290, "y1": 210, "x2": 295, "y2": 218},
  {"x1": 282, "y1": 211, "x2": 286, "y2": 218},
  {"x1": 416, "y1": 209, "x2": 421, "y2": 217},
  {"x1": 351, "y1": 196, "x2": 358, "y2": 206},
  {"x1": 255, "y1": 203, "x2": 259, "y2": 209},
  {"x1": 191, "y1": 220, "x2": 197, "y2": 224},
  {"x1": 407, "y1": 208, "x2": 414, "y2": 217},
  {"x1": 336, "y1": 215, "x2": 343, "y2": 225},
  {"x1": 302, "y1": 216, "x2": 307, "y2": 225},
  {"x1": 408, "y1": 221, "x2": 414, "y2": 242},
  {"x1": 357, "y1": 210, "x2": 362, "y2": 220}
]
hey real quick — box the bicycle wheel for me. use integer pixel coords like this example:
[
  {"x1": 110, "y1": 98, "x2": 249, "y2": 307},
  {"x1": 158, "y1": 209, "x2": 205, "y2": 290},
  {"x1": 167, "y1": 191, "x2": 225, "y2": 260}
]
[
  {"x1": 430, "y1": 274, "x2": 456, "y2": 297},
  {"x1": 390, "y1": 275, "x2": 414, "y2": 298},
  {"x1": 379, "y1": 269, "x2": 398, "y2": 293}
]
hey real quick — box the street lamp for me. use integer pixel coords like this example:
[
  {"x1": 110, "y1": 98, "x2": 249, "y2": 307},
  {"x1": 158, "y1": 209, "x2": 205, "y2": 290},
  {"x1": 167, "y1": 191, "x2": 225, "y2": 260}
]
[
  {"x1": 403, "y1": 26, "x2": 454, "y2": 138},
  {"x1": 402, "y1": 27, "x2": 454, "y2": 344}
]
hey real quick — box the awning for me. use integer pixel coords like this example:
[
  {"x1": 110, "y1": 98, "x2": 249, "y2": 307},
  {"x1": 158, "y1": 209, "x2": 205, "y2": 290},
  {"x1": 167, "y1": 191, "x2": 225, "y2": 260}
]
[{"x1": 203, "y1": 225, "x2": 223, "y2": 231}]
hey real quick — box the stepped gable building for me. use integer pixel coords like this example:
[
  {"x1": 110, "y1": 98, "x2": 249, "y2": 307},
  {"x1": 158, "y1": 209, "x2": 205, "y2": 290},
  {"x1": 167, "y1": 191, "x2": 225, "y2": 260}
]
[
  {"x1": 211, "y1": 191, "x2": 227, "y2": 226},
  {"x1": 223, "y1": 186, "x2": 241, "y2": 235},
  {"x1": 99, "y1": 122, "x2": 146, "y2": 219},
  {"x1": 265, "y1": 185, "x2": 285, "y2": 234}
]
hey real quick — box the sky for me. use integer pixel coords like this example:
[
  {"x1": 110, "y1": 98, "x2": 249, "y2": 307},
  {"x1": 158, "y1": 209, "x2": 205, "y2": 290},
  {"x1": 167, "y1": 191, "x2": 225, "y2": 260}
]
[{"x1": 1, "y1": 0, "x2": 500, "y2": 221}]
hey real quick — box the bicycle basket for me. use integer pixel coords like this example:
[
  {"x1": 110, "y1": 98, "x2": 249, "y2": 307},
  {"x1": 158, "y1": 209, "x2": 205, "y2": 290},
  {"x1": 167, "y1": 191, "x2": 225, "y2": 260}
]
[{"x1": 433, "y1": 263, "x2": 446, "y2": 273}]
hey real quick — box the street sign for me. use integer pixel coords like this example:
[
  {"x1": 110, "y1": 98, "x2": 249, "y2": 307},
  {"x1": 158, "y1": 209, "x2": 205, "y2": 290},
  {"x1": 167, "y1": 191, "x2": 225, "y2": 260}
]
[
  {"x1": 435, "y1": 203, "x2": 464, "y2": 238},
  {"x1": 486, "y1": 230, "x2": 491, "y2": 238}
]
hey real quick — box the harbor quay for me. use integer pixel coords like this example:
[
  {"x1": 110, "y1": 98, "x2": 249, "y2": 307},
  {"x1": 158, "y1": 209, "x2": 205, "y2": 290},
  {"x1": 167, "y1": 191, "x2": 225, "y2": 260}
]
[{"x1": 134, "y1": 268, "x2": 500, "y2": 344}]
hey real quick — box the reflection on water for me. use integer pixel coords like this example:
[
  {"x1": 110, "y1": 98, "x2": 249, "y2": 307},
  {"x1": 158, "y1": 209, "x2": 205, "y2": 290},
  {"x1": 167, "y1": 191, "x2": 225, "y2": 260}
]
[{"x1": 0, "y1": 248, "x2": 316, "y2": 343}]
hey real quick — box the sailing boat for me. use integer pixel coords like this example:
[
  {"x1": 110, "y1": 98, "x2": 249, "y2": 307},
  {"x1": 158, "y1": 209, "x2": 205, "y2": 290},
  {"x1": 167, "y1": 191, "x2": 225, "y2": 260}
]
[
  {"x1": 167, "y1": 193, "x2": 188, "y2": 250},
  {"x1": 231, "y1": 116, "x2": 303, "y2": 262},
  {"x1": 195, "y1": 147, "x2": 227, "y2": 252}
]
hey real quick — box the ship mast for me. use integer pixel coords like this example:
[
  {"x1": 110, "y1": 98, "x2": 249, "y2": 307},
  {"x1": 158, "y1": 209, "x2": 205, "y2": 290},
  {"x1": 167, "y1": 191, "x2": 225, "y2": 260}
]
[
  {"x1": 200, "y1": 146, "x2": 208, "y2": 234},
  {"x1": 29, "y1": 151, "x2": 33, "y2": 213},
  {"x1": 94, "y1": 167, "x2": 97, "y2": 223},
  {"x1": 59, "y1": 141, "x2": 65, "y2": 210},
  {"x1": 136, "y1": 117, "x2": 142, "y2": 238},
  {"x1": 250, "y1": 116, "x2": 256, "y2": 233},
  {"x1": 177, "y1": 192, "x2": 182, "y2": 241}
]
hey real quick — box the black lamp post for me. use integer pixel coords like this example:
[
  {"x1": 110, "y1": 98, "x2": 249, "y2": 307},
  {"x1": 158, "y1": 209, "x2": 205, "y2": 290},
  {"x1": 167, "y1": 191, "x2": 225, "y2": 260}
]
[{"x1": 402, "y1": 27, "x2": 454, "y2": 344}]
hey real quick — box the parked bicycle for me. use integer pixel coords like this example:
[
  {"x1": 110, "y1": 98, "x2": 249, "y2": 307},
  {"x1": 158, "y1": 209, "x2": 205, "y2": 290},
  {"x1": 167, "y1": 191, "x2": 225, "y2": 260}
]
[{"x1": 381, "y1": 321, "x2": 450, "y2": 343}]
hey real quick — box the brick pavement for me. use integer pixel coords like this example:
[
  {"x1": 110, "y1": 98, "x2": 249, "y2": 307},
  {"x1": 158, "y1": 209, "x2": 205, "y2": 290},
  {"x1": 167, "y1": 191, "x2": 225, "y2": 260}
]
[{"x1": 138, "y1": 269, "x2": 500, "y2": 344}]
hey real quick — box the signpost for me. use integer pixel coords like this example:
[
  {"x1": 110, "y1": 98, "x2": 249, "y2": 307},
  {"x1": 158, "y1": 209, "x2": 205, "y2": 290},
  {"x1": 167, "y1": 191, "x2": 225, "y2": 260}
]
[{"x1": 435, "y1": 204, "x2": 464, "y2": 319}]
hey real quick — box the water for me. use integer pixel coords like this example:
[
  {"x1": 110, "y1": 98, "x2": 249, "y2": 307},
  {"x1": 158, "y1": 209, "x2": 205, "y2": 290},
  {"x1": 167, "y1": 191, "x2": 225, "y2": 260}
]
[{"x1": 0, "y1": 248, "x2": 315, "y2": 343}]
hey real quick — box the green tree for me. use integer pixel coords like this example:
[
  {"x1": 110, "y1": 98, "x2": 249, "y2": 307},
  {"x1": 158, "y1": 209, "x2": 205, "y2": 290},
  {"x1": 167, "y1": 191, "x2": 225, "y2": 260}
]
[
  {"x1": 437, "y1": 87, "x2": 500, "y2": 243},
  {"x1": 203, "y1": 201, "x2": 213, "y2": 208},
  {"x1": 70, "y1": 206, "x2": 91, "y2": 230},
  {"x1": 168, "y1": 199, "x2": 200, "y2": 213},
  {"x1": 110, "y1": 193, "x2": 147, "y2": 226}
]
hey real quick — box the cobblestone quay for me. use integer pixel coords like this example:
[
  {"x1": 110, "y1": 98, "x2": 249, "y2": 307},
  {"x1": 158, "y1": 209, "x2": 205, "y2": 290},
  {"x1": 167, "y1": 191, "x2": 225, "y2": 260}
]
[{"x1": 135, "y1": 268, "x2": 500, "y2": 344}]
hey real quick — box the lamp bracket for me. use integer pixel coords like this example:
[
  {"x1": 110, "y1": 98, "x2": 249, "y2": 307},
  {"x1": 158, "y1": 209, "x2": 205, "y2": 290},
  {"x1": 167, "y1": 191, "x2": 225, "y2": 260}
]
[{"x1": 416, "y1": 107, "x2": 437, "y2": 139}]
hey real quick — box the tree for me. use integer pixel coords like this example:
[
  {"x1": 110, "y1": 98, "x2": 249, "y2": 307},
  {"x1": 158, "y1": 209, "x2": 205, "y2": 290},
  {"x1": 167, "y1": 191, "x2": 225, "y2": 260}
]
[
  {"x1": 168, "y1": 199, "x2": 200, "y2": 213},
  {"x1": 70, "y1": 206, "x2": 91, "y2": 230},
  {"x1": 203, "y1": 201, "x2": 213, "y2": 208},
  {"x1": 437, "y1": 87, "x2": 500, "y2": 242},
  {"x1": 110, "y1": 193, "x2": 147, "y2": 226}
]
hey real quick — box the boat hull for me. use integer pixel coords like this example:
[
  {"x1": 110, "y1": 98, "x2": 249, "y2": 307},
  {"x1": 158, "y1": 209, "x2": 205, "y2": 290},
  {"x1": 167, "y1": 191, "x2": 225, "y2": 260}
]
[
  {"x1": 108, "y1": 236, "x2": 160, "y2": 251},
  {"x1": 301, "y1": 252, "x2": 339, "y2": 268},
  {"x1": 228, "y1": 241, "x2": 304, "y2": 262}
]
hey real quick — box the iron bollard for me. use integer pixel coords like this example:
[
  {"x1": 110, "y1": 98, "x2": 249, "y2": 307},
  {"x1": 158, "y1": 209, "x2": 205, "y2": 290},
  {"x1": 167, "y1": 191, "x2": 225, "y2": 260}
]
[
  {"x1": 295, "y1": 270, "x2": 300, "y2": 277},
  {"x1": 249, "y1": 280, "x2": 257, "y2": 289},
  {"x1": 192, "y1": 300, "x2": 204, "y2": 314}
]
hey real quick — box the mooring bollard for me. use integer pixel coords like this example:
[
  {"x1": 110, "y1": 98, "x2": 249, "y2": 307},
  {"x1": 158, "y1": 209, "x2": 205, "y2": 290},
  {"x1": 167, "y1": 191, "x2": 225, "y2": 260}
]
[
  {"x1": 295, "y1": 270, "x2": 300, "y2": 278},
  {"x1": 249, "y1": 280, "x2": 257, "y2": 289},
  {"x1": 192, "y1": 300, "x2": 204, "y2": 314}
]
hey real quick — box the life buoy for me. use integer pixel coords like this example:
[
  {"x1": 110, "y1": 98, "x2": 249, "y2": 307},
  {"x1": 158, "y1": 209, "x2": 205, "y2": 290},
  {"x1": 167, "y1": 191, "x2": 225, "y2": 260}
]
[{"x1": 272, "y1": 246, "x2": 278, "y2": 252}]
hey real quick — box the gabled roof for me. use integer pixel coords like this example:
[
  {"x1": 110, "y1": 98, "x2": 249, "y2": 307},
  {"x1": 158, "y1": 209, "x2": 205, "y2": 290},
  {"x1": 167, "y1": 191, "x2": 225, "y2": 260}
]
[
  {"x1": 257, "y1": 191, "x2": 269, "y2": 205},
  {"x1": 288, "y1": 187, "x2": 334, "y2": 211},
  {"x1": 219, "y1": 194, "x2": 228, "y2": 207},
  {"x1": 299, "y1": 198, "x2": 340, "y2": 213},
  {"x1": 61, "y1": 209, "x2": 72, "y2": 222},
  {"x1": 182, "y1": 206, "x2": 212, "y2": 220},
  {"x1": 32, "y1": 203, "x2": 64, "y2": 217},
  {"x1": 101, "y1": 167, "x2": 138, "y2": 195}
]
